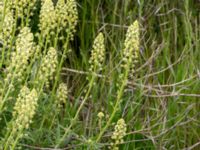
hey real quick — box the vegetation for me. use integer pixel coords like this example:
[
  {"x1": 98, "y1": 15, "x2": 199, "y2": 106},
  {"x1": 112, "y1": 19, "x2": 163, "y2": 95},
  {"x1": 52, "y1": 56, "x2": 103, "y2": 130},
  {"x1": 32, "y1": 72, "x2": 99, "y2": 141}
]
[{"x1": 0, "y1": 0, "x2": 199, "y2": 149}]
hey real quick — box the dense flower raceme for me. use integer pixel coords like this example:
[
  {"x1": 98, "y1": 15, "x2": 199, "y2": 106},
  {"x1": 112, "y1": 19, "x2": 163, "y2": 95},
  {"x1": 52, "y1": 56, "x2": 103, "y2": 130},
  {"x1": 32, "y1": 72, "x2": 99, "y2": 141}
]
[
  {"x1": 89, "y1": 33, "x2": 105, "y2": 73},
  {"x1": 9, "y1": 0, "x2": 37, "y2": 18},
  {"x1": 39, "y1": 0, "x2": 57, "y2": 37},
  {"x1": 1, "y1": 87, "x2": 38, "y2": 149},
  {"x1": 117, "y1": 20, "x2": 140, "y2": 87},
  {"x1": 12, "y1": 86, "x2": 38, "y2": 132},
  {"x1": 5, "y1": 27, "x2": 36, "y2": 83},
  {"x1": 56, "y1": 0, "x2": 78, "y2": 40},
  {"x1": 110, "y1": 119, "x2": 127, "y2": 150},
  {"x1": 40, "y1": 0, "x2": 78, "y2": 40},
  {"x1": 39, "y1": 0, "x2": 78, "y2": 39},
  {"x1": 38, "y1": 47, "x2": 58, "y2": 87},
  {"x1": 0, "y1": 6, "x2": 15, "y2": 46},
  {"x1": 56, "y1": 83, "x2": 68, "y2": 110},
  {"x1": 122, "y1": 20, "x2": 139, "y2": 76}
]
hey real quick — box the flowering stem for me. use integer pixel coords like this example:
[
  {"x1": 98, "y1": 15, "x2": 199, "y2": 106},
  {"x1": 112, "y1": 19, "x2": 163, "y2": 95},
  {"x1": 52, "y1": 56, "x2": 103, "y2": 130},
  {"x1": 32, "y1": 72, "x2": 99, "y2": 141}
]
[
  {"x1": 54, "y1": 24, "x2": 60, "y2": 48},
  {"x1": 11, "y1": 133, "x2": 21, "y2": 150},
  {"x1": 96, "y1": 67, "x2": 130, "y2": 143},
  {"x1": 55, "y1": 75, "x2": 95, "y2": 148},
  {"x1": 0, "y1": 44, "x2": 6, "y2": 68},
  {"x1": 0, "y1": 1, "x2": 17, "y2": 68},
  {"x1": 39, "y1": 36, "x2": 69, "y2": 130},
  {"x1": 3, "y1": 127, "x2": 15, "y2": 150},
  {"x1": 0, "y1": 0, "x2": 8, "y2": 31},
  {"x1": 52, "y1": 35, "x2": 69, "y2": 97},
  {"x1": 25, "y1": 4, "x2": 32, "y2": 26},
  {"x1": 0, "y1": 69, "x2": 16, "y2": 114}
]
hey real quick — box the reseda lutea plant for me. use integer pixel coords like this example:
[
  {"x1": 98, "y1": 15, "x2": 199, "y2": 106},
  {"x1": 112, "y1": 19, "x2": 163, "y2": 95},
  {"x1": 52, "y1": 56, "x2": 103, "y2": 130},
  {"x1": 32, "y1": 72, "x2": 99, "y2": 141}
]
[
  {"x1": 96, "y1": 20, "x2": 140, "y2": 143},
  {"x1": 5, "y1": 27, "x2": 36, "y2": 84},
  {"x1": 0, "y1": 27, "x2": 36, "y2": 114},
  {"x1": 37, "y1": 47, "x2": 58, "y2": 89},
  {"x1": 110, "y1": 119, "x2": 127, "y2": 150},
  {"x1": 55, "y1": 32, "x2": 106, "y2": 148},
  {"x1": 1, "y1": 87, "x2": 38, "y2": 150}
]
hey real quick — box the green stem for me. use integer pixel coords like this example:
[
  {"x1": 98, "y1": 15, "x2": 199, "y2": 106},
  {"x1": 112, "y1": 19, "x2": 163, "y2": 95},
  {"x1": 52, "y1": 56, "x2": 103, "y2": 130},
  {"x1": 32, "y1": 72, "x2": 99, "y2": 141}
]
[
  {"x1": 95, "y1": 68, "x2": 129, "y2": 143},
  {"x1": 36, "y1": 34, "x2": 69, "y2": 131},
  {"x1": 54, "y1": 24, "x2": 60, "y2": 48},
  {"x1": 25, "y1": 3, "x2": 32, "y2": 26},
  {"x1": 0, "y1": 69, "x2": 16, "y2": 114},
  {"x1": 0, "y1": 45, "x2": 6, "y2": 68},
  {"x1": 3, "y1": 127, "x2": 15, "y2": 150},
  {"x1": 11, "y1": 133, "x2": 21, "y2": 150},
  {"x1": 52, "y1": 35, "x2": 69, "y2": 96},
  {"x1": 55, "y1": 75, "x2": 95, "y2": 148}
]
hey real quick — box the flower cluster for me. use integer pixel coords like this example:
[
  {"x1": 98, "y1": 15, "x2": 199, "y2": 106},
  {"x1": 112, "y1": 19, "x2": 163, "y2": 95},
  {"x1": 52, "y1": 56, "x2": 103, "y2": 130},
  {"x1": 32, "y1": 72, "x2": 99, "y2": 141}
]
[
  {"x1": 9, "y1": 0, "x2": 37, "y2": 19},
  {"x1": 5, "y1": 27, "x2": 35, "y2": 83},
  {"x1": 97, "y1": 112, "x2": 105, "y2": 119},
  {"x1": 56, "y1": 0, "x2": 78, "y2": 40},
  {"x1": 13, "y1": 86, "x2": 38, "y2": 132},
  {"x1": 0, "y1": 8, "x2": 15, "y2": 46},
  {"x1": 2, "y1": 86, "x2": 38, "y2": 148},
  {"x1": 39, "y1": 0, "x2": 57, "y2": 37},
  {"x1": 40, "y1": 0, "x2": 78, "y2": 40},
  {"x1": 128, "y1": 21, "x2": 139, "y2": 78},
  {"x1": 117, "y1": 20, "x2": 139, "y2": 87},
  {"x1": 121, "y1": 20, "x2": 139, "y2": 77},
  {"x1": 38, "y1": 47, "x2": 58, "y2": 88},
  {"x1": 89, "y1": 33, "x2": 105, "y2": 73},
  {"x1": 16, "y1": 27, "x2": 35, "y2": 55},
  {"x1": 110, "y1": 119, "x2": 127, "y2": 150},
  {"x1": 56, "y1": 83, "x2": 68, "y2": 110}
]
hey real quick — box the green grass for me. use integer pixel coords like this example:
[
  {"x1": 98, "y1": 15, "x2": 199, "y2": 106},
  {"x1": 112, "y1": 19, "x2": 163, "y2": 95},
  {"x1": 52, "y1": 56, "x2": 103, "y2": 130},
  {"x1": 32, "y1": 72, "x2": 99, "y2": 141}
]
[{"x1": 0, "y1": 0, "x2": 200, "y2": 149}]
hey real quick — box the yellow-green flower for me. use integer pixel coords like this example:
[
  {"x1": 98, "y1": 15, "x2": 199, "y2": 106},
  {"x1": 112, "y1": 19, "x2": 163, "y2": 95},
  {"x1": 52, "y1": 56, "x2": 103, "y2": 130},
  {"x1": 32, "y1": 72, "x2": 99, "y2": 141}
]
[
  {"x1": 110, "y1": 118, "x2": 127, "y2": 149},
  {"x1": 122, "y1": 20, "x2": 139, "y2": 69},
  {"x1": 38, "y1": 47, "x2": 58, "y2": 87},
  {"x1": 56, "y1": 0, "x2": 78, "y2": 40},
  {"x1": 13, "y1": 87, "x2": 38, "y2": 131},
  {"x1": 0, "y1": 8, "x2": 15, "y2": 46},
  {"x1": 118, "y1": 20, "x2": 140, "y2": 86},
  {"x1": 5, "y1": 27, "x2": 35, "y2": 83},
  {"x1": 89, "y1": 33, "x2": 105, "y2": 73},
  {"x1": 126, "y1": 20, "x2": 139, "y2": 77},
  {"x1": 39, "y1": 0, "x2": 57, "y2": 37},
  {"x1": 9, "y1": 0, "x2": 37, "y2": 18},
  {"x1": 56, "y1": 83, "x2": 68, "y2": 110},
  {"x1": 2, "y1": 86, "x2": 38, "y2": 149}
]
